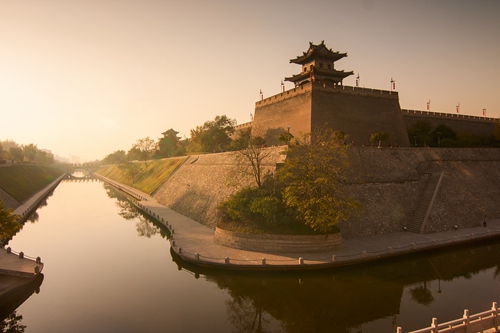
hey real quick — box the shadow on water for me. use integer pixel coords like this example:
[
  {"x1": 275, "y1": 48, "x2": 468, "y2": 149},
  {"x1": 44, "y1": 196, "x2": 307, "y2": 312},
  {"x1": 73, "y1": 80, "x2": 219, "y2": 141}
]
[
  {"x1": 172, "y1": 239, "x2": 500, "y2": 333},
  {"x1": 0, "y1": 274, "x2": 44, "y2": 331}
]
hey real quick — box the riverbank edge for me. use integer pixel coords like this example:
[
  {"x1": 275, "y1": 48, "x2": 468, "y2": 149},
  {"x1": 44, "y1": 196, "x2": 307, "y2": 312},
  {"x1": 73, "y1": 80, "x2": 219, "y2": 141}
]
[
  {"x1": 96, "y1": 174, "x2": 500, "y2": 271},
  {"x1": 0, "y1": 174, "x2": 64, "y2": 278}
]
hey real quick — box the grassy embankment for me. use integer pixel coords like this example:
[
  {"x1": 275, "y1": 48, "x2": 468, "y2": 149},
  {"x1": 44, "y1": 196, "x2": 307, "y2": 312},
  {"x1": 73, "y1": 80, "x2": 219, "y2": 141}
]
[
  {"x1": 0, "y1": 165, "x2": 64, "y2": 203},
  {"x1": 95, "y1": 157, "x2": 187, "y2": 194}
]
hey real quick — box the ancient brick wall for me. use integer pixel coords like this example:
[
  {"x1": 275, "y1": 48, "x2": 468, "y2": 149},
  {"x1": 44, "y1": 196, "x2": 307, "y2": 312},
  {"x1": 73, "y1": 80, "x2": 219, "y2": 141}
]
[
  {"x1": 402, "y1": 110, "x2": 498, "y2": 136},
  {"x1": 252, "y1": 85, "x2": 312, "y2": 138},
  {"x1": 312, "y1": 84, "x2": 411, "y2": 147},
  {"x1": 153, "y1": 147, "x2": 500, "y2": 239}
]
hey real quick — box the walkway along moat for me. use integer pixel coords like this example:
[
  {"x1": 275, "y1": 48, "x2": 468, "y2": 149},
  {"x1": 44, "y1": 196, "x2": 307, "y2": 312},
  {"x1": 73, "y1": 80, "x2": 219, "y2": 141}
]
[{"x1": 95, "y1": 174, "x2": 500, "y2": 271}]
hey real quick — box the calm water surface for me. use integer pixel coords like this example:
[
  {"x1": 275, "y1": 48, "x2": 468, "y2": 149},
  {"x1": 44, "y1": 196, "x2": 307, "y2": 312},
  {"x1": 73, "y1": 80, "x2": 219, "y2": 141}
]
[{"x1": 5, "y1": 178, "x2": 500, "y2": 333}]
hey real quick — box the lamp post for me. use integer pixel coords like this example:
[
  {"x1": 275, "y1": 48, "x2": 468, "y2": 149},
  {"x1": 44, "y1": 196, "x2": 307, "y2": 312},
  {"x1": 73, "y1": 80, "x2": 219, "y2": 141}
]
[{"x1": 287, "y1": 125, "x2": 291, "y2": 146}]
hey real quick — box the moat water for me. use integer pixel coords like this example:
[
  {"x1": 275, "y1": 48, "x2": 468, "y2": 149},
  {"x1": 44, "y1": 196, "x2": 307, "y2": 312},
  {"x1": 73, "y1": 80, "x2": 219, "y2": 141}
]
[{"x1": 4, "y1": 178, "x2": 500, "y2": 333}]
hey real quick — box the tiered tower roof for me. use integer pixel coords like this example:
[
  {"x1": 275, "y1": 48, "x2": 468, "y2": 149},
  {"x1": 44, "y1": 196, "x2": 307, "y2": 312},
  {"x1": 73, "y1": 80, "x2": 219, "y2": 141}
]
[{"x1": 285, "y1": 41, "x2": 353, "y2": 86}]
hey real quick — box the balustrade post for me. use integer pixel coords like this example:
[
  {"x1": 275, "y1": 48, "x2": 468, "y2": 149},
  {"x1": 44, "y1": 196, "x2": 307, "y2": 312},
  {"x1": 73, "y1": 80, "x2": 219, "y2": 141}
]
[
  {"x1": 225, "y1": 257, "x2": 230, "y2": 264},
  {"x1": 396, "y1": 327, "x2": 402, "y2": 333},
  {"x1": 195, "y1": 253, "x2": 199, "y2": 260},
  {"x1": 463, "y1": 309, "x2": 470, "y2": 333},
  {"x1": 431, "y1": 317, "x2": 438, "y2": 333},
  {"x1": 493, "y1": 302, "x2": 498, "y2": 332},
  {"x1": 262, "y1": 258, "x2": 266, "y2": 265},
  {"x1": 299, "y1": 257, "x2": 304, "y2": 265}
]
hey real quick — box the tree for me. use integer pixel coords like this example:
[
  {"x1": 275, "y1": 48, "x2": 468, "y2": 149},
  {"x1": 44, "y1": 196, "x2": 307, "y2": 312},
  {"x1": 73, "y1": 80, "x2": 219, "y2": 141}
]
[
  {"x1": 370, "y1": 132, "x2": 390, "y2": 146},
  {"x1": 407, "y1": 120, "x2": 433, "y2": 147},
  {"x1": 277, "y1": 126, "x2": 359, "y2": 233},
  {"x1": 191, "y1": 115, "x2": 236, "y2": 152},
  {"x1": 430, "y1": 124, "x2": 456, "y2": 147},
  {"x1": 230, "y1": 128, "x2": 252, "y2": 151},
  {"x1": 133, "y1": 137, "x2": 156, "y2": 166},
  {"x1": 236, "y1": 140, "x2": 274, "y2": 188},
  {"x1": 102, "y1": 150, "x2": 126, "y2": 165},
  {"x1": 22, "y1": 144, "x2": 38, "y2": 162},
  {"x1": 126, "y1": 146, "x2": 142, "y2": 161},
  {"x1": 0, "y1": 200, "x2": 22, "y2": 241},
  {"x1": 8, "y1": 147, "x2": 23, "y2": 162},
  {"x1": 118, "y1": 162, "x2": 142, "y2": 184}
]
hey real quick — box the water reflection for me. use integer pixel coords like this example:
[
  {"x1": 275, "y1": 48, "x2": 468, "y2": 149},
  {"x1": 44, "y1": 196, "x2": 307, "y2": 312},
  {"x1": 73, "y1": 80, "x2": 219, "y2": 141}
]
[
  {"x1": 173, "y1": 240, "x2": 500, "y2": 333},
  {"x1": 0, "y1": 274, "x2": 43, "y2": 331},
  {"x1": 0, "y1": 312, "x2": 26, "y2": 333},
  {"x1": 103, "y1": 184, "x2": 170, "y2": 240}
]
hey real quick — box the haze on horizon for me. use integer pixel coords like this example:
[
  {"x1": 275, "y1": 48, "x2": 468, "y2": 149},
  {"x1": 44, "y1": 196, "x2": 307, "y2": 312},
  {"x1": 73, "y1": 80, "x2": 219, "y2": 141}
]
[{"x1": 1, "y1": 0, "x2": 499, "y2": 162}]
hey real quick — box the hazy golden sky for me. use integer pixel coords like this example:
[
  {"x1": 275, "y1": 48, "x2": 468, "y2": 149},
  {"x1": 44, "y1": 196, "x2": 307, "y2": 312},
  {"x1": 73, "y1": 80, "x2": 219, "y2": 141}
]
[{"x1": 1, "y1": 0, "x2": 499, "y2": 161}]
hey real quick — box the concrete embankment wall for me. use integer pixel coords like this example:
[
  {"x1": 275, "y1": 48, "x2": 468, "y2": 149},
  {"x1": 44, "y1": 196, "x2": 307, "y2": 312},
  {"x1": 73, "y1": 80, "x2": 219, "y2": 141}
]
[{"x1": 153, "y1": 147, "x2": 500, "y2": 239}]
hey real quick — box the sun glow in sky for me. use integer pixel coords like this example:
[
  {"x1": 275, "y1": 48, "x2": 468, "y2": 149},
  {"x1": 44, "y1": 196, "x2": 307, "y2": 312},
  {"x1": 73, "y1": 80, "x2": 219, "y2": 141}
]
[{"x1": 1, "y1": 0, "x2": 499, "y2": 161}]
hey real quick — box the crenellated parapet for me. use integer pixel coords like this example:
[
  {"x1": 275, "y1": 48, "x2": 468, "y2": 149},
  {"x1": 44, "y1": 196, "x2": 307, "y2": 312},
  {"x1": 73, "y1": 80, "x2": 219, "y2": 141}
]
[
  {"x1": 256, "y1": 82, "x2": 398, "y2": 108},
  {"x1": 402, "y1": 109, "x2": 499, "y2": 123}
]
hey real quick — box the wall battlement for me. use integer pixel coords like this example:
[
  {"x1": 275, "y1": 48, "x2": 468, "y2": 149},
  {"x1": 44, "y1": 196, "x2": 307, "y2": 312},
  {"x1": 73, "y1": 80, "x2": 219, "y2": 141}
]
[
  {"x1": 402, "y1": 109, "x2": 500, "y2": 123},
  {"x1": 256, "y1": 82, "x2": 398, "y2": 108}
]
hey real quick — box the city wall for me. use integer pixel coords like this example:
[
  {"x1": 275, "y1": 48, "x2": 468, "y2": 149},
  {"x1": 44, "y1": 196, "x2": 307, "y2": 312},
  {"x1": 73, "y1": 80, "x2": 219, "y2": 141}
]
[
  {"x1": 402, "y1": 109, "x2": 499, "y2": 136},
  {"x1": 312, "y1": 84, "x2": 410, "y2": 146},
  {"x1": 153, "y1": 147, "x2": 500, "y2": 239},
  {"x1": 251, "y1": 82, "x2": 411, "y2": 146}
]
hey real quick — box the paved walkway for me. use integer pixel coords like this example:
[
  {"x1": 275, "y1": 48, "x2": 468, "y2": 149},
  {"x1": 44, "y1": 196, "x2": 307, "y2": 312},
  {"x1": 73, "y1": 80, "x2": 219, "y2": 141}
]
[
  {"x1": 0, "y1": 174, "x2": 62, "y2": 277},
  {"x1": 97, "y1": 174, "x2": 500, "y2": 271}
]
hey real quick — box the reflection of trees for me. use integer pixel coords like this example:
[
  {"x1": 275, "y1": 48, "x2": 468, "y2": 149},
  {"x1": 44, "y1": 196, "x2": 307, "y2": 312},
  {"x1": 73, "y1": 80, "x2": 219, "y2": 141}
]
[
  {"x1": 173, "y1": 239, "x2": 500, "y2": 333},
  {"x1": 105, "y1": 185, "x2": 167, "y2": 239},
  {"x1": 227, "y1": 297, "x2": 282, "y2": 333},
  {"x1": 409, "y1": 281, "x2": 434, "y2": 306},
  {"x1": 0, "y1": 311, "x2": 26, "y2": 333},
  {"x1": 135, "y1": 217, "x2": 159, "y2": 238}
]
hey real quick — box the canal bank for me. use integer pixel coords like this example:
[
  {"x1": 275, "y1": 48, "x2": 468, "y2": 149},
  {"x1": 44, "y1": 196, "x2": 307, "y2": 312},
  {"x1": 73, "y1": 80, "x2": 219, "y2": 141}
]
[
  {"x1": 0, "y1": 174, "x2": 63, "y2": 277},
  {"x1": 96, "y1": 174, "x2": 500, "y2": 271}
]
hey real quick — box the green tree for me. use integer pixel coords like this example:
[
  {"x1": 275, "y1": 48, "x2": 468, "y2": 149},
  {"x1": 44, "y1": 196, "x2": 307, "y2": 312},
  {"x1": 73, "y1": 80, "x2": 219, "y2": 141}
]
[
  {"x1": 277, "y1": 127, "x2": 359, "y2": 233},
  {"x1": 8, "y1": 147, "x2": 23, "y2": 162},
  {"x1": 191, "y1": 115, "x2": 236, "y2": 152},
  {"x1": 264, "y1": 127, "x2": 287, "y2": 146},
  {"x1": 369, "y1": 132, "x2": 390, "y2": 146},
  {"x1": 0, "y1": 200, "x2": 22, "y2": 241},
  {"x1": 102, "y1": 150, "x2": 126, "y2": 165},
  {"x1": 133, "y1": 137, "x2": 156, "y2": 166},
  {"x1": 22, "y1": 144, "x2": 38, "y2": 162},
  {"x1": 118, "y1": 162, "x2": 142, "y2": 184},
  {"x1": 230, "y1": 128, "x2": 252, "y2": 151},
  {"x1": 430, "y1": 124, "x2": 456, "y2": 147},
  {"x1": 407, "y1": 120, "x2": 433, "y2": 147}
]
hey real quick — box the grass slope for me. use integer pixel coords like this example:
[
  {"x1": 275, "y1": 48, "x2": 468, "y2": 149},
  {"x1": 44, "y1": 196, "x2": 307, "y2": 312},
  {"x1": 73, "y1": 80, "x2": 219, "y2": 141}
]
[
  {"x1": 95, "y1": 157, "x2": 187, "y2": 194},
  {"x1": 0, "y1": 165, "x2": 64, "y2": 203}
]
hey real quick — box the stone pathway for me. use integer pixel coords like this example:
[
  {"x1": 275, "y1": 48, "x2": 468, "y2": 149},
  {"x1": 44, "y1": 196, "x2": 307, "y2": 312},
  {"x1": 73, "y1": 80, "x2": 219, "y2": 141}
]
[{"x1": 97, "y1": 174, "x2": 500, "y2": 270}]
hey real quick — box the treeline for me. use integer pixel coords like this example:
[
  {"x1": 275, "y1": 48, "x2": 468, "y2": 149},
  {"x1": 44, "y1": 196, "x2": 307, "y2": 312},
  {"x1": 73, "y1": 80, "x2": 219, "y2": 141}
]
[
  {"x1": 407, "y1": 121, "x2": 500, "y2": 147},
  {"x1": 102, "y1": 115, "x2": 292, "y2": 165},
  {"x1": 0, "y1": 140, "x2": 54, "y2": 164}
]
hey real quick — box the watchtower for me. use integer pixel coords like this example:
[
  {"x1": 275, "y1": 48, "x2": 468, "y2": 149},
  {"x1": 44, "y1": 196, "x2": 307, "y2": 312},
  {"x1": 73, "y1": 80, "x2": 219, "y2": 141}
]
[
  {"x1": 285, "y1": 40, "x2": 353, "y2": 86},
  {"x1": 251, "y1": 41, "x2": 411, "y2": 147}
]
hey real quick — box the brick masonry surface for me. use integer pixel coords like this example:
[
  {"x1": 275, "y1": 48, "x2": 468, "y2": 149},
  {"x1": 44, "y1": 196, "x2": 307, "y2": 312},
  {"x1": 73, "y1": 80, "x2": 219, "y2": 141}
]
[
  {"x1": 213, "y1": 227, "x2": 343, "y2": 253},
  {"x1": 153, "y1": 147, "x2": 500, "y2": 239}
]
